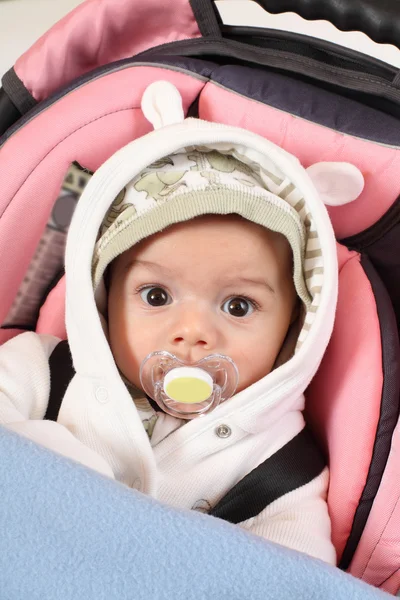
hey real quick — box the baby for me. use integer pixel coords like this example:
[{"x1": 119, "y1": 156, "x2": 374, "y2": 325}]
[{"x1": 0, "y1": 82, "x2": 364, "y2": 566}]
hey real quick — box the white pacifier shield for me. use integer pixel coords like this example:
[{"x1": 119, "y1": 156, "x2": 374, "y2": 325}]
[
  {"x1": 163, "y1": 367, "x2": 213, "y2": 404},
  {"x1": 139, "y1": 350, "x2": 238, "y2": 419}
]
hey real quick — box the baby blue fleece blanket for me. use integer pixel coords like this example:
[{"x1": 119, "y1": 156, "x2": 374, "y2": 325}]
[{"x1": 0, "y1": 426, "x2": 390, "y2": 600}]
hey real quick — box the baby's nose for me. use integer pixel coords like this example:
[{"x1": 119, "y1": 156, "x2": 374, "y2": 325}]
[{"x1": 169, "y1": 307, "x2": 218, "y2": 354}]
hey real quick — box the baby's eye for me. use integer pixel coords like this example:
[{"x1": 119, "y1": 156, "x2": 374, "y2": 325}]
[
  {"x1": 140, "y1": 286, "x2": 171, "y2": 307},
  {"x1": 222, "y1": 297, "x2": 254, "y2": 318}
]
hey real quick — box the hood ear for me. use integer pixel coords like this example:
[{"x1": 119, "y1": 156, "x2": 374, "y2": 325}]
[
  {"x1": 141, "y1": 80, "x2": 185, "y2": 130},
  {"x1": 306, "y1": 161, "x2": 364, "y2": 206}
]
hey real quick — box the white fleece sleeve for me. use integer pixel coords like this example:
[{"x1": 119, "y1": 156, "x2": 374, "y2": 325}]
[
  {"x1": 238, "y1": 467, "x2": 336, "y2": 565},
  {"x1": 0, "y1": 332, "x2": 114, "y2": 479}
]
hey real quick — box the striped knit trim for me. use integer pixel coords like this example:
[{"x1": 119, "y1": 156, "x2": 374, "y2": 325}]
[{"x1": 251, "y1": 157, "x2": 323, "y2": 351}]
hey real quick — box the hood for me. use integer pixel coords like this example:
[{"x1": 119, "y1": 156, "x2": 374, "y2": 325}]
[{"x1": 64, "y1": 81, "x2": 364, "y2": 424}]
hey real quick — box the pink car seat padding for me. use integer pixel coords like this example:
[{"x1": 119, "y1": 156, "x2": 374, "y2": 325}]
[
  {"x1": 0, "y1": 68, "x2": 204, "y2": 325},
  {"x1": 306, "y1": 244, "x2": 384, "y2": 560},
  {"x1": 14, "y1": 0, "x2": 202, "y2": 103},
  {"x1": 0, "y1": 329, "x2": 26, "y2": 345},
  {"x1": 36, "y1": 276, "x2": 66, "y2": 339},
  {"x1": 381, "y1": 570, "x2": 400, "y2": 596},
  {"x1": 349, "y1": 418, "x2": 400, "y2": 591},
  {"x1": 198, "y1": 83, "x2": 400, "y2": 238}
]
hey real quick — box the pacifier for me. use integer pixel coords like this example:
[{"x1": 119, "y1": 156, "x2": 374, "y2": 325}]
[{"x1": 139, "y1": 351, "x2": 239, "y2": 419}]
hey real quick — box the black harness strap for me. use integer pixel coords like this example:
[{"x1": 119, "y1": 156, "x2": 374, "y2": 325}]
[
  {"x1": 44, "y1": 340, "x2": 74, "y2": 421},
  {"x1": 46, "y1": 341, "x2": 326, "y2": 523},
  {"x1": 209, "y1": 427, "x2": 326, "y2": 523}
]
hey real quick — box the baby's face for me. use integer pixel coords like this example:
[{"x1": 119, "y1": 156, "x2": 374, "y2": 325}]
[{"x1": 108, "y1": 215, "x2": 297, "y2": 395}]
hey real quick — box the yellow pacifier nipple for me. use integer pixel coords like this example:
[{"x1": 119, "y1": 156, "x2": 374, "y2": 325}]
[{"x1": 163, "y1": 367, "x2": 213, "y2": 404}]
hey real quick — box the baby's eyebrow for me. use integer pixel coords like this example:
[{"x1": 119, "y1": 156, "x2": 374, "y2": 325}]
[
  {"x1": 224, "y1": 276, "x2": 275, "y2": 294},
  {"x1": 124, "y1": 259, "x2": 174, "y2": 274}
]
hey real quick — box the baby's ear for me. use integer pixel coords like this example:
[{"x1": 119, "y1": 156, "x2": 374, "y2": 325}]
[{"x1": 306, "y1": 162, "x2": 364, "y2": 206}]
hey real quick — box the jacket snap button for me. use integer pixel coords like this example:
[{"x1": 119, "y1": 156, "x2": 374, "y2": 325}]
[
  {"x1": 95, "y1": 386, "x2": 109, "y2": 404},
  {"x1": 216, "y1": 424, "x2": 231, "y2": 438}
]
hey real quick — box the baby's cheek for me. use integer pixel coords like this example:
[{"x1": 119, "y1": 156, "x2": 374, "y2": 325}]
[
  {"x1": 238, "y1": 317, "x2": 289, "y2": 385},
  {"x1": 234, "y1": 348, "x2": 276, "y2": 393}
]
